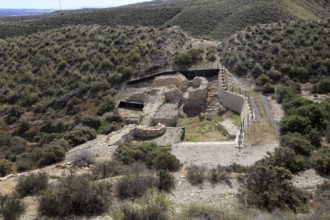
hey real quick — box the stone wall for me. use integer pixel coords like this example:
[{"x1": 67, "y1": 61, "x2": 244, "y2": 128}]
[
  {"x1": 218, "y1": 69, "x2": 253, "y2": 130},
  {"x1": 152, "y1": 73, "x2": 188, "y2": 90},
  {"x1": 152, "y1": 103, "x2": 179, "y2": 127},
  {"x1": 185, "y1": 77, "x2": 208, "y2": 100},
  {"x1": 218, "y1": 68, "x2": 253, "y2": 148},
  {"x1": 106, "y1": 124, "x2": 167, "y2": 146}
]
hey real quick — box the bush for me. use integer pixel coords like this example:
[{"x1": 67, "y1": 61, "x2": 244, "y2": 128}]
[
  {"x1": 117, "y1": 174, "x2": 158, "y2": 200},
  {"x1": 258, "y1": 147, "x2": 309, "y2": 173},
  {"x1": 0, "y1": 159, "x2": 16, "y2": 177},
  {"x1": 91, "y1": 160, "x2": 127, "y2": 179},
  {"x1": 115, "y1": 190, "x2": 171, "y2": 220},
  {"x1": 96, "y1": 96, "x2": 115, "y2": 116},
  {"x1": 4, "y1": 105, "x2": 24, "y2": 125},
  {"x1": 239, "y1": 165, "x2": 309, "y2": 212},
  {"x1": 76, "y1": 115, "x2": 101, "y2": 129},
  {"x1": 116, "y1": 143, "x2": 179, "y2": 171},
  {"x1": 30, "y1": 143, "x2": 66, "y2": 167},
  {"x1": 208, "y1": 165, "x2": 230, "y2": 185},
  {"x1": 311, "y1": 148, "x2": 330, "y2": 175},
  {"x1": 312, "y1": 78, "x2": 330, "y2": 94},
  {"x1": 38, "y1": 173, "x2": 112, "y2": 216},
  {"x1": 72, "y1": 150, "x2": 95, "y2": 167},
  {"x1": 152, "y1": 153, "x2": 181, "y2": 172},
  {"x1": 226, "y1": 163, "x2": 249, "y2": 173},
  {"x1": 280, "y1": 132, "x2": 315, "y2": 156},
  {"x1": 64, "y1": 127, "x2": 97, "y2": 147},
  {"x1": 16, "y1": 161, "x2": 32, "y2": 172},
  {"x1": 158, "y1": 170, "x2": 175, "y2": 192},
  {"x1": 16, "y1": 173, "x2": 48, "y2": 197},
  {"x1": 186, "y1": 165, "x2": 206, "y2": 185},
  {"x1": 0, "y1": 194, "x2": 24, "y2": 220}
]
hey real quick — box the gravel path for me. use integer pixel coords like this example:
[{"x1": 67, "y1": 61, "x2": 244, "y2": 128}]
[{"x1": 259, "y1": 94, "x2": 280, "y2": 137}]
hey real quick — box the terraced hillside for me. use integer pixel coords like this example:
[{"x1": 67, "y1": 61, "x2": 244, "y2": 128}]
[{"x1": 0, "y1": 0, "x2": 328, "y2": 40}]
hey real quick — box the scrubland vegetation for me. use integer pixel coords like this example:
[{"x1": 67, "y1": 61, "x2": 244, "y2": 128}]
[
  {"x1": 0, "y1": 25, "x2": 188, "y2": 171},
  {"x1": 222, "y1": 20, "x2": 330, "y2": 93},
  {"x1": 0, "y1": 0, "x2": 329, "y2": 219}
]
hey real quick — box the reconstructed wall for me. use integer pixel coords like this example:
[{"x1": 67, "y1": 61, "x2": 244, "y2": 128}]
[
  {"x1": 152, "y1": 103, "x2": 179, "y2": 127},
  {"x1": 185, "y1": 77, "x2": 208, "y2": 100},
  {"x1": 218, "y1": 71, "x2": 252, "y2": 130},
  {"x1": 106, "y1": 124, "x2": 167, "y2": 146},
  {"x1": 152, "y1": 73, "x2": 188, "y2": 90}
]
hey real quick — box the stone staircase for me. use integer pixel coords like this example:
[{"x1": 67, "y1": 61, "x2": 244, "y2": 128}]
[{"x1": 205, "y1": 81, "x2": 220, "y2": 114}]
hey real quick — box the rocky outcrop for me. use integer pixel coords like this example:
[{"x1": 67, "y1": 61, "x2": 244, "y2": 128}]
[{"x1": 217, "y1": 119, "x2": 239, "y2": 139}]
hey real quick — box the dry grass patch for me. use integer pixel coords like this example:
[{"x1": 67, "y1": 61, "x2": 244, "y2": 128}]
[{"x1": 177, "y1": 114, "x2": 227, "y2": 142}]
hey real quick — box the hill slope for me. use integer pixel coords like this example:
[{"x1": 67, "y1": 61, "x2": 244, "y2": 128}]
[
  {"x1": 0, "y1": 25, "x2": 189, "y2": 168},
  {"x1": 0, "y1": 0, "x2": 328, "y2": 40}
]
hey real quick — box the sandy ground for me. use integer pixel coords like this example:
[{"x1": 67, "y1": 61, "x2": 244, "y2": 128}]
[{"x1": 172, "y1": 140, "x2": 278, "y2": 168}]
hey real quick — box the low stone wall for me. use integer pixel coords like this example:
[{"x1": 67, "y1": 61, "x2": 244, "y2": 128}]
[
  {"x1": 106, "y1": 124, "x2": 167, "y2": 146},
  {"x1": 134, "y1": 124, "x2": 166, "y2": 139}
]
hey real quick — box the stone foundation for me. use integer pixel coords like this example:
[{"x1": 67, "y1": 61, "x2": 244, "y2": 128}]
[
  {"x1": 152, "y1": 103, "x2": 179, "y2": 126},
  {"x1": 153, "y1": 73, "x2": 188, "y2": 90}
]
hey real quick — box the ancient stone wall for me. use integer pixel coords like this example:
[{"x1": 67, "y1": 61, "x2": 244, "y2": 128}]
[
  {"x1": 106, "y1": 124, "x2": 167, "y2": 146},
  {"x1": 186, "y1": 77, "x2": 208, "y2": 100},
  {"x1": 152, "y1": 73, "x2": 188, "y2": 90},
  {"x1": 152, "y1": 103, "x2": 179, "y2": 127}
]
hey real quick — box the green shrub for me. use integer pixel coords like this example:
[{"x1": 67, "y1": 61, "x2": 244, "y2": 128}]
[
  {"x1": 312, "y1": 78, "x2": 330, "y2": 94},
  {"x1": 173, "y1": 52, "x2": 192, "y2": 65},
  {"x1": 0, "y1": 194, "x2": 24, "y2": 220},
  {"x1": 115, "y1": 190, "x2": 170, "y2": 220},
  {"x1": 4, "y1": 105, "x2": 24, "y2": 125},
  {"x1": 239, "y1": 165, "x2": 309, "y2": 212},
  {"x1": 76, "y1": 115, "x2": 101, "y2": 129},
  {"x1": 158, "y1": 170, "x2": 175, "y2": 192},
  {"x1": 186, "y1": 165, "x2": 206, "y2": 185},
  {"x1": 117, "y1": 174, "x2": 158, "y2": 200},
  {"x1": 116, "y1": 143, "x2": 179, "y2": 171},
  {"x1": 152, "y1": 153, "x2": 181, "y2": 172},
  {"x1": 311, "y1": 148, "x2": 330, "y2": 175},
  {"x1": 258, "y1": 147, "x2": 309, "y2": 173},
  {"x1": 64, "y1": 127, "x2": 97, "y2": 147},
  {"x1": 280, "y1": 132, "x2": 315, "y2": 156},
  {"x1": 96, "y1": 96, "x2": 115, "y2": 116},
  {"x1": 30, "y1": 144, "x2": 66, "y2": 167},
  {"x1": 16, "y1": 161, "x2": 32, "y2": 172},
  {"x1": 38, "y1": 173, "x2": 112, "y2": 216},
  {"x1": 91, "y1": 160, "x2": 127, "y2": 179},
  {"x1": 0, "y1": 159, "x2": 16, "y2": 177},
  {"x1": 16, "y1": 173, "x2": 48, "y2": 197}
]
